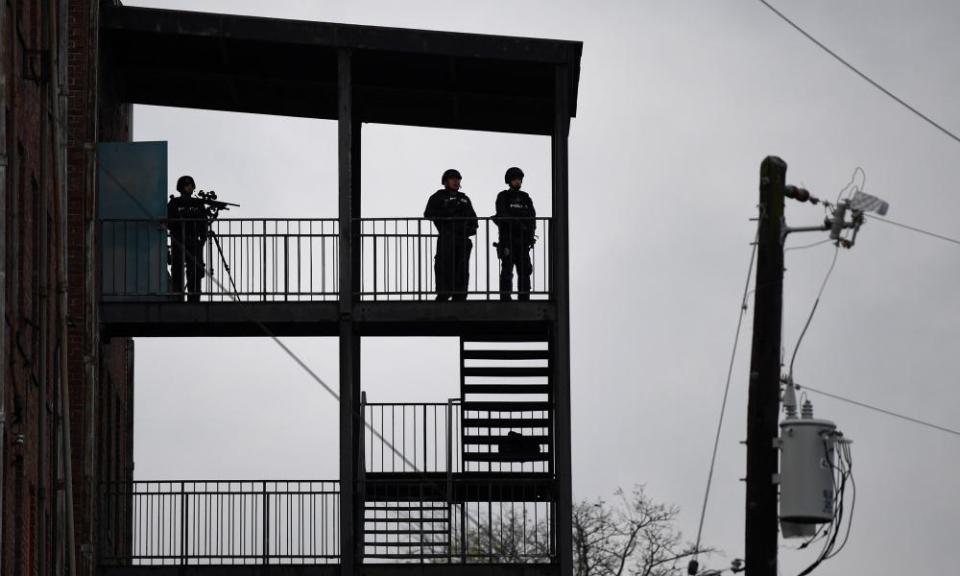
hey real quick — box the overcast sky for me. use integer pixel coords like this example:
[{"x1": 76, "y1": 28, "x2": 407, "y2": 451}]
[{"x1": 124, "y1": 1, "x2": 960, "y2": 574}]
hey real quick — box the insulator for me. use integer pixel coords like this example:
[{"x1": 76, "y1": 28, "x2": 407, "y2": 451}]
[{"x1": 785, "y1": 185, "x2": 810, "y2": 203}]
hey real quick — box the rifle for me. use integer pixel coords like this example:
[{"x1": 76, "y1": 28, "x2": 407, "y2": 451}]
[{"x1": 197, "y1": 190, "x2": 239, "y2": 217}]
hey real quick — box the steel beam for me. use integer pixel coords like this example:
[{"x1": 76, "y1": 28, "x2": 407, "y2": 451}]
[
  {"x1": 98, "y1": 302, "x2": 341, "y2": 337},
  {"x1": 98, "y1": 301, "x2": 556, "y2": 338},
  {"x1": 551, "y1": 65, "x2": 573, "y2": 576},
  {"x1": 337, "y1": 48, "x2": 360, "y2": 576}
]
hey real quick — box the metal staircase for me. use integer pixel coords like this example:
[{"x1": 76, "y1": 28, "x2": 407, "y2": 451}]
[
  {"x1": 460, "y1": 337, "x2": 553, "y2": 473},
  {"x1": 363, "y1": 501, "x2": 452, "y2": 559}
]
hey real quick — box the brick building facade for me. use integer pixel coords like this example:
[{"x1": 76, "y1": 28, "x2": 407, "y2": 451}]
[{"x1": 2, "y1": 1, "x2": 134, "y2": 574}]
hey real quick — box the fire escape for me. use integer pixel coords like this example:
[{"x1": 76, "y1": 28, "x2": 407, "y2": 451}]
[{"x1": 95, "y1": 6, "x2": 581, "y2": 576}]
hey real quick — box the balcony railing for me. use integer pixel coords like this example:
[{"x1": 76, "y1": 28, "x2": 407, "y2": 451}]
[
  {"x1": 98, "y1": 478, "x2": 554, "y2": 565},
  {"x1": 101, "y1": 219, "x2": 340, "y2": 302},
  {"x1": 358, "y1": 217, "x2": 551, "y2": 301},
  {"x1": 362, "y1": 400, "x2": 552, "y2": 477},
  {"x1": 362, "y1": 478, "x2": 555, "y2": 563},
  {"x1": 100, "y1": 217, "x2": 551, "y2": 303},
  {"x1": 362, "y1": 401, "x2": 463, "y2": 475},
  {"x1": 98, "y1": 480, "x2": 340, "y2": 565}
]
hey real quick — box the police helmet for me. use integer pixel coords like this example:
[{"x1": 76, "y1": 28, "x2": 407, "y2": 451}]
[
  {"x1": 441, "y1": 169, "x2": 462, "y2": 184},
  {"x1": 504, "y1": 167, "x2": 524, "y2": 184},
  {"x1": 176, "y1": 175, "x2": 196, "y2": 193}
]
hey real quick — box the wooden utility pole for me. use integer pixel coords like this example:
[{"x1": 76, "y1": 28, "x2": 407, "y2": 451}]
[{"x1": 745, "y1": 156, "x2": 786, "y2": 576}]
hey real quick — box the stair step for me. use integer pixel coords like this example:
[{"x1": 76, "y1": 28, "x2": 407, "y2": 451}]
[
  {"x1": 364, "y1": 505, "x2": 448, "y2": 511},
  {"x1": 364, "y1": 540, "x2": 451, "y2": 547},
  {"x1": 463, "y1": 452, "x2": 552, "y2": 463},
  {"x1": 463, "y1": 367, "x2": 550, "y2": 378},
  {"x1": 462, "y1": 335, "x2": 547, "y2": 342},
  {"x1": 462, "y1": 417, "x2": 551, "y2": 428},
  {"x1": 362, "y1": 512, "x2": 448, "y2": 516},
  {"x1": 463, "y1": 384, "x2": 550, "y2": 395},
  {"x1": 364, "y1": 507, "x2": 450, "y2": 512},
  {"x1": 363, "y1": 548, "x2": 451, "y2": 553},
  {"x1": 363, "y1": 553, "x2": 452, "y2": 559},
  {"x1": 365, "y1": 513, "x2": 450, "y2": 520},
  {"x1": 462, "y1": 434, "x2": 550, "y2": 445},
  {"x1": 364, "y1": 529, "x2": 449, "y2": 535},
  {"x1": 462, "y1": 401, "x2": 551, "y2": 412},
  {"x1": 461, "y1": 350, "x2": 551, "y2": 360}
]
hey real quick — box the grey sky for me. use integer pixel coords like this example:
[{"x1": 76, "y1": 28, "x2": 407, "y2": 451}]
[{"x1": 125, "y1": 1, "x2": 960, "y2": 575}]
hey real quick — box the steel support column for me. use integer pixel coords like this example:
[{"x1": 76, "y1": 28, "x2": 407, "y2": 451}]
[
  {"x1": 551, "y1": 65, "x2": 573, "y2": 576},
  {"x1": 350, "y1": 117, "x2": 363, "y2": 563},
  {"x1": 351, "y1": 119, "x2": 362, "y2": 292},
  {"x1": 338, "y1": 48, "x2": 361, "y2": 576}
]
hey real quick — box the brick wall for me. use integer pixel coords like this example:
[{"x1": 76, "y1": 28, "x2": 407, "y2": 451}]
[
  {"x1": 65, "y1": 0, "x2": 134, "y2": 573},
  {"x1": 3, "y1": 1, "x2": 67, "y2": 574},
  {"x1": 2, "y1": 0, "x2": 134, "y2": 574}
]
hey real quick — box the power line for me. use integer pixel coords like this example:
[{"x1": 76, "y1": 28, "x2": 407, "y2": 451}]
[
  {"x1": 866, "y1": 214, "x2": 960, "y2": 247},
  {"x1": 98, "y1": 160, "x2": 490, "y2": 542},
  {"x1": 797, "y1": 384, "x2": 960, "y2": 438},
  {"x1": 788, "y1": 245, "x2": 840, "y2": 380},
  {"x1": 693, "y1": 228, "x2": 759, "y2": 558},
  {"x1": 95, "y1": 161, "x2": 423, "y2": 470},
  {"x1": 753, "y1": 0, "x2": 960, "y2": 147},
  {"x1": 785, "y1": 238, "x2": 832, "y2": 252}
]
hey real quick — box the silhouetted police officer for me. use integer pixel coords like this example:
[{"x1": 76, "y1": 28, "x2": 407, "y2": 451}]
[
  {"x1": 167, "y1": 175, "x2": 208, "y2": 302},
  {"x1": 424, "y1": 169, "x2": 478, "y2": 301},
  {"x1": 493, "y1": 167, "x2": 536, "y2": 301}
]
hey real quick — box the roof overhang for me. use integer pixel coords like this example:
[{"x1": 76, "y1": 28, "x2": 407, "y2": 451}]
[{"x1": 101, "y1": 6, "x2": 582, "y2": 135}]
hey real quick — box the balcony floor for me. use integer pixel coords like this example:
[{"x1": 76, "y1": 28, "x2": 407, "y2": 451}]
[
  {"x1": 101, "y1": 301, "x2": 555, "y2": 338},
  {"x1": 98, "y1": 564, "x2": 558, "y2": 576},
  {"x1": 363, "y1": 472, "x2": 555, "y2": 503}
]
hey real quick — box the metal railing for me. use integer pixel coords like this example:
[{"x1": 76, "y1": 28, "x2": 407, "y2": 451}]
[
  {"x1": 358, "y1": 217, "x2": 551, "y2": 300},
  {"x1": 362, "y1": 401, "x2": 463, "y2": 475},
  {"x1": 362, "y1": 399, "x2": 553, "y2": 477},
  {"x1": 101, "y1": 219, "x2": 339, "y2": 301},
  {"x1": 100, "y1": 217, "x2": 552, "y2": 302},
  {"x1": 100, "y1": 477, "x2": 554, "y2": 565},
  {"x1": 450, "y1": 480, "x2": 555, "y2": 564},
  {"x1": 98, "y1": 480, "x2": 340, "y2": 565},
  {"x1": 362, "y1": 478, "x2": 555, "y2": 563}
]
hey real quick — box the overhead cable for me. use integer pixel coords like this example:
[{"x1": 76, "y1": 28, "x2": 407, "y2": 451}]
[
  {"x1": 96, "y1": 161, "x2": 422, "y2": 470},
  {"x1": 866, "y1": 214, "x2": 960, "y2": 247},
  {"x1": 98, "y1": 160, "x2": 490, "y2": 542},
  {"x1": 693, "y1": 225, "x2": 759, "y2": 560},
  {"x1": 754, "y1": 0, "x2": 960, "y2": 146},
  {"x1": 788, "y1": 245, "x2": 840, "y2": 380},
  {"x1": 785, "y1": 238, "x2": 832, "y2": 252},
  {"x1": 798, "y1": 384, "x2": 960, "y2": 438}
]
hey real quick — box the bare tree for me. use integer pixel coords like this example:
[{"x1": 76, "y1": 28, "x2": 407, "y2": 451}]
[
  {"x1": 573, "y1": 485, "x2": 705, "y2": 576},
  {"x1": 454, "y1": 484, "x2": 708, "y2": 574},
  {"x1": 469, "y1": 507, "x2": 552, "y2": 563}
]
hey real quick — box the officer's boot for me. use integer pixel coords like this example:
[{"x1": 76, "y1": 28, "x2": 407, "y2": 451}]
[{"x1": 499, "y1": 255, "x2": 514, "y2": 301}]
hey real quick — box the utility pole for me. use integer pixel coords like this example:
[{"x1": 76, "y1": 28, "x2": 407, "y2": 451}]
[
  {"x1": 745, "y1": 156, "x2": 786, "y2": 576},
  {"x1": 740, "y1": 157, "x2": 886, "y2": 575}
]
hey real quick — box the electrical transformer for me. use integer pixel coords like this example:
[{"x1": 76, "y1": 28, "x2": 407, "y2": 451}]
[{"x1": 779, "y1": 399, "x2": 837, "y2": 526}]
